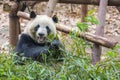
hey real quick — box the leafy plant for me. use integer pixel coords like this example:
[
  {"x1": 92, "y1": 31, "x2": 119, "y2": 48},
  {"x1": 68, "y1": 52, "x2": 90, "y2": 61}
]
[
  {"x1": 0, "y1": 9, "x2": 120, "y2": 80},
  {"x1": 85, "y1": 9, "x2": 99, "y2": 24},
  {"x1": 77, "y1": 9, "x2": 98, "y2": 32},
  {"x1": 0, "y1": 48, "x2": 120, "y2": 80}
]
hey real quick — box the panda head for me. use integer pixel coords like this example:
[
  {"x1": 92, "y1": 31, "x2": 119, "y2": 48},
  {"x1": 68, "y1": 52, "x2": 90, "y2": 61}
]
[{"x1": 24, "y1": 11, "x2": 58, "y2": 44}]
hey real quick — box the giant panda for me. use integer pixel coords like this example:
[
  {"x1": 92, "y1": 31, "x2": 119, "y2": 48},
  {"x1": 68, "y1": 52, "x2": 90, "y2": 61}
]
[{"x1": 15, "y1": 11, "x2": 64, "y2": 62}]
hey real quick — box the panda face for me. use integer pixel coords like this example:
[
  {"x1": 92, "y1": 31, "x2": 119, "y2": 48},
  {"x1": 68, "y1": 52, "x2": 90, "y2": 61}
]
[
  {"x1": 34, "y1": 24, "x2": 51, "y2": 43},
  {"x1": 24, "y1": 15, "x2": 57, "y2": 44}
]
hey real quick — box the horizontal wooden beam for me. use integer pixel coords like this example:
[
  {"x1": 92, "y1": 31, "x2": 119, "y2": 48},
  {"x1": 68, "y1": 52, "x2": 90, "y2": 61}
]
[
  {"x1": 56, "y1": 24, "x2": 117, "y2": 49},
  {"x1": 17, "y1": 11, "x2": 117, "y2": 48},
  {"x1": 10, "y1": 0, "x2": 120, "y2": 6}
]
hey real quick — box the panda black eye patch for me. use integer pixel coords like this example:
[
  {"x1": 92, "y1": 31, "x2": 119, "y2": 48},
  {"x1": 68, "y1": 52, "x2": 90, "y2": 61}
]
[
  {"x1": 46, "y1": 26, "x2": 51, "y2": 34},
  {"x1": 34, "y1": 25, "x2": 40, "y2": 31}
]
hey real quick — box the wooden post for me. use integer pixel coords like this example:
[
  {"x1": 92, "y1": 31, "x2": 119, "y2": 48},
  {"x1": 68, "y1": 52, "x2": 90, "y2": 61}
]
[
  {"x1": 45, "y1": 0, "x2": 58, "y2": 16},
  {"x1": 81, "y1": 5, "x2": 88, "y2": 22},
  {"x1": 9, "y1": 2, "x2": 20, "y2": 47},
  {"x1": 92, "y1": 0, "x2": 108, "y2": 65}
]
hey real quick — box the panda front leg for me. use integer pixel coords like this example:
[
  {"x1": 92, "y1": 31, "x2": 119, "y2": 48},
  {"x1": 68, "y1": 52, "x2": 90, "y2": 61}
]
[
  {"x1": 49, "y1": 39, "x2": 65, "y2": 60},
  {"x1": 24, "y1": 46, "x2": 50, "y2": 61}
]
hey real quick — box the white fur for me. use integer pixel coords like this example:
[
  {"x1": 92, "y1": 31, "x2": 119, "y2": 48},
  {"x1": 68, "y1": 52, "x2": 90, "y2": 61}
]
[
  {"x1": 36, "y1": 26, "x2": 48, "y2": 38},
  {"x1": 23, "y1": 15, "x2": 56, "y2": 41}
]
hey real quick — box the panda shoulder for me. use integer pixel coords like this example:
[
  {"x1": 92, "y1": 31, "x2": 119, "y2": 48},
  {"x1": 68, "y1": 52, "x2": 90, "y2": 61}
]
[{"x1": 19, "y1": 33, "x2": 31, "y2": 41}]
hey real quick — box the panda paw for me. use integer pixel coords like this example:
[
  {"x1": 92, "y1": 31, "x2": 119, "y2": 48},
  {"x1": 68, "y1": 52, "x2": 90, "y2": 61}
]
[{"x1": 51, "y1": 40, "x2": 61, "y2": 47}]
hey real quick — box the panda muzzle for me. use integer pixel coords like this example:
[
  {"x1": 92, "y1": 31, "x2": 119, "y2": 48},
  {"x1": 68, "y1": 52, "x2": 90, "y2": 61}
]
[{"x1": 38, "y1": 37, "x2": 45, "y2": 42}]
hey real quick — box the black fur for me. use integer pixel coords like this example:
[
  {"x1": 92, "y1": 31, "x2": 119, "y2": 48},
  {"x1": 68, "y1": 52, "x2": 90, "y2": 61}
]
[
  {"x1": 30, "y1": 11, "x2": 36, "y2": 18},
  {"x1": 46, "y1": 26, "x2": 51, "y2": 34},
  {"x1": 15, "y1": 33, "x2": 64, "y2": 61},
  {"x1": 34, "y1": 25, "x2": 40, "y2": 32},
  {"x1": 52, "y1": 15, "x2": 58, "y2": 23}
]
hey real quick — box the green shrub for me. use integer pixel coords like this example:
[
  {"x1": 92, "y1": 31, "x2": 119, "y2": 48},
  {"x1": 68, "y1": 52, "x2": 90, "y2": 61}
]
[{"x1": 0, "y1": 44, "x2": 120, "y2": 80}]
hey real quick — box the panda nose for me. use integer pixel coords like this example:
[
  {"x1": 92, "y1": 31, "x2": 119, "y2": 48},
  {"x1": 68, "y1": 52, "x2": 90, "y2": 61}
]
[{"x1": 38, "y1": 33, "x2": 44, "y2": 37}]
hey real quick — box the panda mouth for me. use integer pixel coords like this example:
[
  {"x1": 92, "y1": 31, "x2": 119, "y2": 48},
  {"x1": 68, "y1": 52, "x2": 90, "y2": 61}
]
[{"x1": 38, "y1": 37, "x2": 46, "y2": 43}]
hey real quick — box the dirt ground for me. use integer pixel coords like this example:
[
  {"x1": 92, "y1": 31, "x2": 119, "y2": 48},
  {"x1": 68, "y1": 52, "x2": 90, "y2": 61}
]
[{"x1": 0, "y1": 2, "x2": 120, "y2": 53}]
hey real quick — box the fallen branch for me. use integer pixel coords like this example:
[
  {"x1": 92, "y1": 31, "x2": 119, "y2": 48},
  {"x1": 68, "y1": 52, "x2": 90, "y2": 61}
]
[
  {"x1": 17, "y1": 11, "x2": 118, "y2": 49},
  {"x1": 17, "y1": 11, "x2": 31, "y2": 20},
  {"x1": 56, "y1": 24, "x2": 117, "y2": 49}
]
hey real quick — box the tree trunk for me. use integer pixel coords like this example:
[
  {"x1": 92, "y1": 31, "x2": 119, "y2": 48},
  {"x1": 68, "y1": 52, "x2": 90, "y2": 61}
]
[
  {"x1": 10, "y1": 0, "x2": 120, "y2": 6},
  {"x1": 9, "y1": 2, "x2": 20, "y2": 47},
  {"x1": 45, "y1": 0, "x2": 58, "y2": 16},
  {"x1": 92, "y1": 0, "x2": 108, "y2": 65},
  {"x1": 81, "y1": 5, "x2": 88, "y2": 22}
]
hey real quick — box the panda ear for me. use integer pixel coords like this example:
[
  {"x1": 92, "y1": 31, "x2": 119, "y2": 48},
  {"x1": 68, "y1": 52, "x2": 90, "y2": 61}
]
[
  {"x1": 52, "y1": 15, "x2": 58, "y2": 23},
  {"x1": 30, "y1": 11, "x2": 36, "y2": 18}
]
